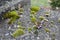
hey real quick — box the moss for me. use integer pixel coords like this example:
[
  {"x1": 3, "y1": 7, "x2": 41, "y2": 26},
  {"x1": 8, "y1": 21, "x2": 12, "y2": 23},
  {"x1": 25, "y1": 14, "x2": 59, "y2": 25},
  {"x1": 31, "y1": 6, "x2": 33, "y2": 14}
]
[
  {"x1": 30, "y1": 11, "x2": 36, "y2": 14},
  {"x1": 11, "y1": 29, "x2": 24, "y2": 38},
  {"x1": 31, "y1": 16, "x2": 36, "y2": 23},
  {"x1": 8, "y1": 16, "x2": 20, "y2": 24},
  {"x1": 30, "y1": 6, "x2": 40, "y2": 12},
  {"x1": 3, "y1": 11, "x2": 19, "y2": 19},
  {"x1": 8, "y1": 17, "x2": 16, "y2": 24},
  {"x1": 3, "y1": 11, "x2": 20, "y2": 24}
]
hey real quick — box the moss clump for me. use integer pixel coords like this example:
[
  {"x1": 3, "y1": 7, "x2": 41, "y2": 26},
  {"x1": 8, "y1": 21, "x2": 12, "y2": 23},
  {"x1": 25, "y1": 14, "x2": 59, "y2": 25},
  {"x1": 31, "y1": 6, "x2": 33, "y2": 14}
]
[
  {"x1": 3, "y1": 11, "x2": 19, "y2": 19},
  {"x1": 30, "y1": 6, "x2": 40, "y2": 12},
  {"x1": 11, "y1": 29, "x2": 24, "y2": 38},
  {"x1": 3, "y1": 11, "x2": 20, "y2": 24}
]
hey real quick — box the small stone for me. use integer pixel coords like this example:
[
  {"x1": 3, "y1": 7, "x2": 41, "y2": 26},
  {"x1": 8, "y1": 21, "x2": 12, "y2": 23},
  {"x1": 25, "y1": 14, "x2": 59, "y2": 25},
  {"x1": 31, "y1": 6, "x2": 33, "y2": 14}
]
[{"x1": 37, "y1": 37, "x2": 40, "y2": 39}]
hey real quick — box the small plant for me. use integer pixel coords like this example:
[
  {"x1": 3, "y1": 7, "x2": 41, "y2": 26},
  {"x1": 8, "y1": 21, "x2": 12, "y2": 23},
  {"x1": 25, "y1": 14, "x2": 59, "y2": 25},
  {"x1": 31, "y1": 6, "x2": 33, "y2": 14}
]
[
  {"x1": 3, "y1": 10, "x2": 20, "y2": 24},
  {"x1": 31, "y1": 16, "x2": 36, "y2": 23},
  {"x1": 11, "y1": 29, "x2": 24, "y2": 38},
  {"x1": 30, "y1": 6, "x2": 40, "y2": 12}
]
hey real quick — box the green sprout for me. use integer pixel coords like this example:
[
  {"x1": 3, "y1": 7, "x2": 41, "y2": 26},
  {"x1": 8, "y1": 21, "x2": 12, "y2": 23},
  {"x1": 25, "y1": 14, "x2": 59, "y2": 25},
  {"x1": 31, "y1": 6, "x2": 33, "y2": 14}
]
[
  {"x1": 11, "y1": 29, "x2": 24, "y2": 38},
  {"x1": 30, "y1": 6, "x2": 40, "y2": 12},
  {"x1": 39, "y1": 16, "x2": 45, "y2": 21}
]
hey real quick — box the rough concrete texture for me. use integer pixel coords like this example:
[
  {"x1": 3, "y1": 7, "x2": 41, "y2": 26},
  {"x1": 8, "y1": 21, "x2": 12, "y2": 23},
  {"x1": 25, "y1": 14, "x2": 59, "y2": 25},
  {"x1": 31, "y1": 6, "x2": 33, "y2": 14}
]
[{"x1": 0, "y1": 0, "x2": 60, "y2": 40}]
